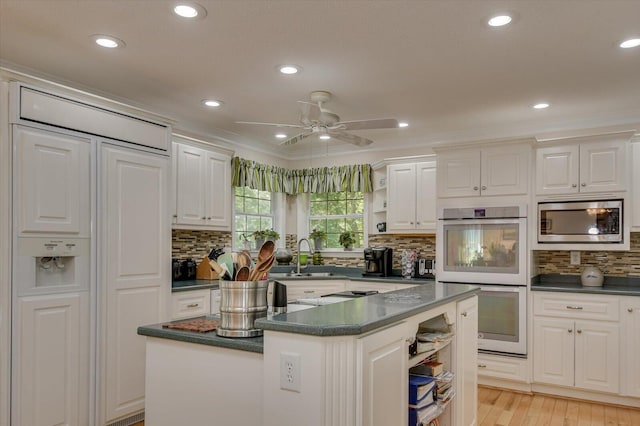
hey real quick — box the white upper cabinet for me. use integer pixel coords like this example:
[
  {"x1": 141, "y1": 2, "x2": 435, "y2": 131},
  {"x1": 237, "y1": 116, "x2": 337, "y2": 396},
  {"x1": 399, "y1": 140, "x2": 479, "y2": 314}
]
[
  {"x1": 536, "y1": 138, "x2": 628, "y2": 195},
  {"x1": 14, "y1": 126, "x2": 91, "y2": 236},
  {"x1": 437, "y1": 144, "x2": 530, "y2": 198},
  {"x1": 173, "y1": 142, "x2": 231, "y2": 230},
  {"x1": 387, "y1": 159, "x2": 436, "y2": 232},
  {"x1": 632, "y1": 142, "x2": 640, "y2": 229}
]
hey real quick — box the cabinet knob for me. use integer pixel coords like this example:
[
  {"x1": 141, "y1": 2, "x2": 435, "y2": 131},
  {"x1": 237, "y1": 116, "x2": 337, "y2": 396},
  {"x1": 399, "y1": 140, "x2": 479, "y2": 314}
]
[
  {"x1": 628, "y1": 308, "x2": 634, "y2": 313},
  {"x1": 581, "y1": 183, "x2": 586, "y2": 187},
  {"x1": 410, "y1": 221, "x2": 414, "y2": 225},
  {"x1": 416, "y1": 222, "x2": 420, "y2": 225},
  {"x1": 572, "y1": 184, "x2": 577, "y2": 188},
  {"x1": 461, "y1": 311, "x2": 468, "y2": 317},
  {"x1": 207, "y1": 217, "x2": 212, "y2": 220},
  {"x1": 568, "y1": 329, "x2": 573, "y2": 333},
  {"x1": 201, "y1": 216, "x2": 206, "y2": 220},
  {"x1": 473, "y1": 186, "x2": 479, "y2": 191},
  {"x1": 481, "y1": 185, "x2": 487, "y2": 190},
  {"x1": 577, "y1": 329, "x2": 582, "y2": 334},
  {"x1": 172, "y1": 214, "x2": 178, "y2": 218}
]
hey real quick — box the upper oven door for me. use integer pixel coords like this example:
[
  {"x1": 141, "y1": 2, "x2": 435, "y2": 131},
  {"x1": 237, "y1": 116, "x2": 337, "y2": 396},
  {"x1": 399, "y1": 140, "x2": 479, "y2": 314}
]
[{"x1": 436, "y1": 218, "x2": 527, "y2": 285}]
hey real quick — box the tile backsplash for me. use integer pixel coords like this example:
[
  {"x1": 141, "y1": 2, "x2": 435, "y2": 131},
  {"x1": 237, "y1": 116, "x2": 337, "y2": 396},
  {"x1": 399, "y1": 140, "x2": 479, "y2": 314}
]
[
  {"x1": 172, "y1": 229, "x2": 232, "y2": 260},
  {"x1": 533, "y1": 232, "x2": 640, "y2": 277}
]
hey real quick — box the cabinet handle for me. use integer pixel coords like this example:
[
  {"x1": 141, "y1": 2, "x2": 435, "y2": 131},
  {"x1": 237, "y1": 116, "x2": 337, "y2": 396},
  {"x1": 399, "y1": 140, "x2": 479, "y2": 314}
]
[
  {"x1": 572, "y1": 184, "x2": 577, "y2": 188},
  {"x1": 581, "y1": 183, "x2": 586, "y2": 187},
  {"x1": 478, "y1": 364, "x2": 487, "y2": 368},
  {"x1": 566, "y1": 305, "x2": 583, "y2": 310},
  {"x1": 303, "y1": 290, "x2": 314, "y2": 294},
  {"x1": 416, "y1": 222, "x2": 420, "y2": 225},
  {"x1": 568, "y1": 329, "x2": 573, "y2": 333},
  {"x1": 172, "y1": 214, "x2": 178, "y2": 218},
  {"x1": 187, "y1": 303, "x2": 199, "y2": 308},
  {"x1": 410, "y1": 221, "x2": 414, "y2": 225},
  {"x1": 201, "y1": 216, "x2": 206, "y2": 220},
  {"x1": 629, "y1": 308, "x2": 634, "y2": 313},
  {"x1": 207, "y1": 217, "x2": 211, "y2": 220},
  {"x1": 473, "y1": 186, "x2": 479, "y2": 191},
  {"x1": 481, "y1": 185, "x2": 487, "y2": 190},
  {"x1": 461, "y1": 311, "x2": 468, "y2": 317},
  {"x1": 577, "y1": 329, "x2": 582, "y2": 334}
]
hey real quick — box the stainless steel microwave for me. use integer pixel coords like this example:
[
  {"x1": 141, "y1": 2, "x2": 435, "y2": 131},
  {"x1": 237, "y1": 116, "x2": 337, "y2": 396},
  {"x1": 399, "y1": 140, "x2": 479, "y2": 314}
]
[{"x1": 538, "y1": 199, "x2": 623, "y2": 243}]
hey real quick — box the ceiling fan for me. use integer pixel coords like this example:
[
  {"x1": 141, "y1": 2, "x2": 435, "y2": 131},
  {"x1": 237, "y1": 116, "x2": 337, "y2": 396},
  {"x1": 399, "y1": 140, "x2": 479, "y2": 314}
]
[{"x1": 236, "y1": 91, "x2": 399, "y2": 147}]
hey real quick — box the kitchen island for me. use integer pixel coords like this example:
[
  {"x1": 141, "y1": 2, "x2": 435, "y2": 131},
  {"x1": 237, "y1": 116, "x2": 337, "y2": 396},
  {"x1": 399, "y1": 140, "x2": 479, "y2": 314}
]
[{"x1": 138, "y1": 282, "x2": 480, "y2": 426}]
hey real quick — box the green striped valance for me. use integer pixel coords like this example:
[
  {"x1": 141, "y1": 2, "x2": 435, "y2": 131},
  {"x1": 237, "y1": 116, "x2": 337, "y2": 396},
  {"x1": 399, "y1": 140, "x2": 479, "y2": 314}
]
[{"x1": 231, "y1": 157, "x2": 373, "y2": 194}]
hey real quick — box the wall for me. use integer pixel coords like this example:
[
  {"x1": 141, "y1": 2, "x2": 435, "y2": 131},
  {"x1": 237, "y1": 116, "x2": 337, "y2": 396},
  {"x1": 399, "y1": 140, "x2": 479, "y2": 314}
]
[{"x1": 533, "y1": 232, "x2": 640, "y2": 277}]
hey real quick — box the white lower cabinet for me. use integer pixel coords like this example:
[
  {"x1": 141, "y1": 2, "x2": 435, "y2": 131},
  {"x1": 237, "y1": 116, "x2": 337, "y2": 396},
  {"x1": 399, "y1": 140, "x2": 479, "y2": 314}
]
[
  {"x1": 533, "y1": 292, "x2": 620, "y2": 395},
  {"x1": 477, "y1": 353, "x2": 529, "y2": 384},
  {"x1": 621, "y1": 297, "x2": 640, "y2": 397},
  {"x1": 276, "y1": 279, "x2": 345, "y2": 302},
  {"x1": 210, "y1": 289, "x2": 221, "y2": 315},
  {"x1": 171, "y1": 290, "x2": 211, "y2": 320}
]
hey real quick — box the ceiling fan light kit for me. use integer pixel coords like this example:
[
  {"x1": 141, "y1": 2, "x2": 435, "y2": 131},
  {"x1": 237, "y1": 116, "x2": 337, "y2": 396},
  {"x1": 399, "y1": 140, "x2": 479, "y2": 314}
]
[{"x1": 236, "y1": 90, "x2": 399, "y2": 147}]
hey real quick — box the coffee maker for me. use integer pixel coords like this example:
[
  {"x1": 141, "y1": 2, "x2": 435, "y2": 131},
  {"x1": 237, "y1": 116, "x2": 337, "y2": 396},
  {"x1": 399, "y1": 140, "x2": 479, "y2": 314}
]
[{"x1": 363, "y1": 247, "x2": 393, "y2": 277}]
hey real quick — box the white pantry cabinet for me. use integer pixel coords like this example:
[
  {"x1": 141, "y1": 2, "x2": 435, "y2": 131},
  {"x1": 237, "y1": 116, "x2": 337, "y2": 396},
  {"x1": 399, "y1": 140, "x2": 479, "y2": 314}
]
[
  {"x1": 533, "y1": 292, "x2": 620, "y2": 394},
  {"x1": 13, "y1": 126, "x2": 91, "y2": 235},
  {"x1": 386, "y1": 159, "x2": 436, "y2": 232},
  {"x1": 535, "y1": 137, "x2": 628, "y2": 195},
  {"x1": 99, "y1": 144, "x2": 170, "y2": 424},
  {"x1": 173, "y1": 142, "x2": 231, "y2": 230},
  {"x1": 436, "y1": 144, "x2": 530, "y2": 198}
]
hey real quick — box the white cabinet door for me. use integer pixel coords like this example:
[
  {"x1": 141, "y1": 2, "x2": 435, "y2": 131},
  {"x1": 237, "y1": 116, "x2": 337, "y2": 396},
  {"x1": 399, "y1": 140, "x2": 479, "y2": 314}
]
[
  {"x1": 533, "y1": 317, "x2": 574, "y2": 387},
  {"x1": 579, "y1": 140, "x2": 626, "y2": 193},
  {"x1": 357, "y1": 321, "x2": 409, "y2": 426},
  {"x1": 415, "y1": 161, "x2": 437, "y2": 231},
  {"x1": 100, "y1": 145, "x2": 169, "y2": 424},
  {"x1": 456, "y1": 295, "x2": 478, "y2": 426},
  {"x1": 574, "y1": 320, "x2": 619, "y2": 394},
  {"x1": 535, "y1": 145, "x2": 580, "y2": 194},
  {"x1": 175, "y1": 144, "x2": 206, "y2": 226},
  {"x1": 437, "y1": 150, "x2": 481, "y2": 198},
  {"x1": 481, "y1": 145, "x2": 529, "y2": 196},
  {"x1": 14, "y1": 293, "x2": 89, "y2": 426},
  {"x1": 14, "y1": 126, "x2": 91, "y2": 235},
  {"x1": 621, "y1": 298, "x2": 640, "y2": 397},
  {"x1": 204, "y1": 150, "x2": 231, "y2": 228},
  {"x1": 633, "y1": 143, "x2": 640, "y2": 229},
  {"x1": 387, "y1": 163, "x2": 417, "y2": 230}
]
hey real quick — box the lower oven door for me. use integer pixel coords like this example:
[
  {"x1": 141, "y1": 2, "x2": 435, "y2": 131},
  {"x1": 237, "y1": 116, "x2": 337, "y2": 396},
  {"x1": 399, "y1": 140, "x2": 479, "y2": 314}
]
[{"x1": 477, "y1": 285, "x2": 527, "y2": 356}]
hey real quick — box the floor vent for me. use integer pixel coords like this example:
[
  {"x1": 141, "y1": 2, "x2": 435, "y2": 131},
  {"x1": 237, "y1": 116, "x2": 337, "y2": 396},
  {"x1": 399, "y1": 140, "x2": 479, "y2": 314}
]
[{"x1": 106, "y1": 412, "x2": 145, "y2": 426}]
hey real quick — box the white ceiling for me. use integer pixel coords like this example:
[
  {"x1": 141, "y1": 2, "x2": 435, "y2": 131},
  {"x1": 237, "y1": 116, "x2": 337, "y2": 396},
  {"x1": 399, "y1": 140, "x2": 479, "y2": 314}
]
[{"x1": 1, "y1": 0, "x2": 639, "y2": 159}]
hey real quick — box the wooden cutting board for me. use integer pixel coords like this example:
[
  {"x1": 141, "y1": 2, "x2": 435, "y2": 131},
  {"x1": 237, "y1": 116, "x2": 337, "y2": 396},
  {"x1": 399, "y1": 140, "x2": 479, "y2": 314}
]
[{"x1": 163, "y1": 318, "x2": 219, "y2": 333}]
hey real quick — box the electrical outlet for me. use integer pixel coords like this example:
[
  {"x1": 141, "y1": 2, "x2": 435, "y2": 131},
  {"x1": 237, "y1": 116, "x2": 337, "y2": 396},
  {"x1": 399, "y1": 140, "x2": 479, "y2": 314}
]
[
  {"x1": 280, "y1": 352, "x2": 301, "y2": 392},
  {"x1": 570, "y1": 251, "x2": 581, "y2": 265}
]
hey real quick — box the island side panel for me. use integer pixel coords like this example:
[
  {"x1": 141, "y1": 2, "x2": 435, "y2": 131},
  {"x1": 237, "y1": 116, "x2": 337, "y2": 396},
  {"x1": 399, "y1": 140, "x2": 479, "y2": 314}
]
[{"x1": 144, "y1": 337, "x2": 262, "y2": 426}]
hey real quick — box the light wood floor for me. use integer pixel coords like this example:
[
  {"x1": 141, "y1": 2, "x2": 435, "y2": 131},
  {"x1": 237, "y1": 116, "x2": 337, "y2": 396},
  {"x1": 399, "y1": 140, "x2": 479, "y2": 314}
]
[
  {"x1": 478, "y1": 386, "x2": 640, "y2": 426},
  {"x1": 134, "y1": 387, "x2": 640, "y2": 426}
]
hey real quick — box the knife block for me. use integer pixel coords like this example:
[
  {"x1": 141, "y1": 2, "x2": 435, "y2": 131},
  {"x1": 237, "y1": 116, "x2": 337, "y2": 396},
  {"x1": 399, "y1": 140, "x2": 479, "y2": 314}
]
[{"x1": 196, "y1": 256, "x2": 219, "y2": 280}]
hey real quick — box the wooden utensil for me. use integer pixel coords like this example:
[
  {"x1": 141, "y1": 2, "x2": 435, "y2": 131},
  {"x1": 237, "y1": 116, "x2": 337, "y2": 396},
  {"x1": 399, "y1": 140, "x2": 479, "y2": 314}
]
[
  {"x1": 249, "y1": 254, "x2": 275, "y2": 281},
  {"x1": 235, "y1": 266, "x2": 250, "y2": 281},
  {"x1": 257, "y1": 240, "x2": 275, "y2": 263}
]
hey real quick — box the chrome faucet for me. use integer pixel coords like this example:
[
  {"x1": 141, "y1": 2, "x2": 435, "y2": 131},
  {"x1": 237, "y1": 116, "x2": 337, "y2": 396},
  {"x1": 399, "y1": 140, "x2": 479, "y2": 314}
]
[{"x1": 296, "y1": 238, "x2": 312, "y2": 275}]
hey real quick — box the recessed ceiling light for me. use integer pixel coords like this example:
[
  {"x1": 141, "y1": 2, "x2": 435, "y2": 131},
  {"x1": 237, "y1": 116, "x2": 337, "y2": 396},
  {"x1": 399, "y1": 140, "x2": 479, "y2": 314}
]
[
  {"x1": 202, "y1": 99, "x2": 223, "y2": 107},
  {"x1": 91, "y1": 35, "x2": 125, "y2": 49},
  {"x1": 398, "y1": 122, "x2": 409, "y2": 128},
  {"x1": 319, "y1": 134, "x2": 331, "y2": 140},
  {"x1": 488, "y1": 15, "x2": 512, "y2": 27},
  {"x1": 620, "y1": 38, "x2": 640, "y2": 49},
  {"x1": 275, "y1": 133, "x2": 287, "y2": 139},
  {"x1": 278, "y1": 65, "x2": 301, "y2": 75},
  {"x1": 173, "y1": 2, "x2": 207, "y2": 19},
  {"x1": 533, "y1": 103, "x2": 550, "y2": 109}
]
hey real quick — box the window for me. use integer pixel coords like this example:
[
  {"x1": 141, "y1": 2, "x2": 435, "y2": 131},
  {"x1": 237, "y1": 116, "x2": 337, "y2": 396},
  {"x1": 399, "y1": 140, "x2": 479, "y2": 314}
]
[
  {"x1": 309, "y1": 192, "x2": 365, "y2": 249},
  {"x1": 234, "y1": 187, "x2": 274, "y2": 249}
]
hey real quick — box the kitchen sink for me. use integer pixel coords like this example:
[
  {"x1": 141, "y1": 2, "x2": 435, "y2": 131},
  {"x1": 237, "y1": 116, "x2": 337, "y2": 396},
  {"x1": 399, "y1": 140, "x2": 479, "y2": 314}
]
[{"x1": 270, "y1": 272, "x2": 335, "y2": 278}]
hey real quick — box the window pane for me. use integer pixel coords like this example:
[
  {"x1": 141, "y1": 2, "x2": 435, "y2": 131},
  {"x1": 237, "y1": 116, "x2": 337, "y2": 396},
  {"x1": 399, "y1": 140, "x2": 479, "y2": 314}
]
[
  {"x1": 310, "y1": 219, "x2": 326, "y2": 233},
  {"x1": 258, "y1": 190, "x2": 271, "y2": 200},
  {"x1": 246, "y1": 216, "x2": 261, "y2": 232},
  {"x1": 260, "y1": 217, "x2": 272, "y2": 230},
  {"x1": 326, "y1": 218, "x2": 345, "y2": 233},
  {"x1": 347, "y1": 199, "x2": 364, "y2": 214},
  {"x1": 346, "y1": 218, "x2": 364, "y2": 232},
  {"x1": 244, "y1": 197, "x2": 259, "y2": 214},
  {"x1": 326, "y1": 234, "x2": 340, "y2": 248},
  {"x1": 327, "y1": 201, "x2": 346, "y2": 215},
  {"x1": 310, "y1": 201, "x2": 327, "y2": 215},
  {"x1": 244, "y1": 187, "x2": 259, "y2": 198},
  {"x1": 326, "y1": 192, "x2": 342, "y2": 201},
  {"x1": 235, "y1": 187, "x2": 244, "y2": 196},
  {"x1": 235, "y1": 195, "x2": 245, "y2": 212},
  {"x1": 258, "y1": 199, "x2": 270, "y2": 214},
  {"x1": 235, "y1": 215, "x2": 247, "y2": 232}
]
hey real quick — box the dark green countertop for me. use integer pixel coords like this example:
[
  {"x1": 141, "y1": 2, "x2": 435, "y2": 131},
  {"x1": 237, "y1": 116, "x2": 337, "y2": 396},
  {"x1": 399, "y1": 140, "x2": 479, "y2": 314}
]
[
  {"x1": 531, "y1": 274, "x2": 640, "y2": 296},
  {"x1": 143, "y1": 282, "x2": 479, "y2": 353}
]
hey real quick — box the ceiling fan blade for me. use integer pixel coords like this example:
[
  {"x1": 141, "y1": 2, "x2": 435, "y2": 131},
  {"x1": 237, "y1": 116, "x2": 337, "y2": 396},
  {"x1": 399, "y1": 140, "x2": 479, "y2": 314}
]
[
  {"x1": 235, "y1": 121, "x2": 304, "y2": 129},
  {"x1": 335, "y1": 118, "x2": 399, "y2": 131},
  {"x1": 280, "y1": 132, "x2": 313, "y2": 146},
  {"x1": 297, "y1": 101, "x2": 313, "y2": 125},
  {"x1": 329, "y1": 132, "x2": 374, "y2": 147}
]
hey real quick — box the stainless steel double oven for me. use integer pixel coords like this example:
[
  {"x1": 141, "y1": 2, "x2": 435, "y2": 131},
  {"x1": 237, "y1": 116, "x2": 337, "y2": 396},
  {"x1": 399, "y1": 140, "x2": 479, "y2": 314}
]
[{"x1": 437, "y1": 205, "x2": 527, "y2": 356}]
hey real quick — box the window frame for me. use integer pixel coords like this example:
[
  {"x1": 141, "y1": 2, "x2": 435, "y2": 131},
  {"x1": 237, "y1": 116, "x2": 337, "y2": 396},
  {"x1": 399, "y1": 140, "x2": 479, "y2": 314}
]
[{"x1": 232, "y1": 187, "x2": 286, "y2": 251}]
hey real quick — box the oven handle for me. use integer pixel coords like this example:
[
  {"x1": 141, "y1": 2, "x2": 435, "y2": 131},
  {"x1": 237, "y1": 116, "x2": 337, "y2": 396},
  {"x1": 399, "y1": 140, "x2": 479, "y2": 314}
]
[{"x1": 439, "y1": 218, "x2": 524, "y2": 225}]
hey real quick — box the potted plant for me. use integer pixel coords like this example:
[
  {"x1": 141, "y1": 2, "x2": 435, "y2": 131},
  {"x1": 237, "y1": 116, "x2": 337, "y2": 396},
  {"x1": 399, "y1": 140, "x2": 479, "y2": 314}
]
[
  {"x1": 263, "y1": 228, "x2": 280, "y2": 242},
  {"x1": 339, "y1": 231, "x2": 356, "y2": 251},
  {"x1": 309, "y1": 228, "x2": 327, "y2": 250},
  {"x1": 251, "y1": 230, "x2": 267, "y2": 249},
  {"x1": 239, "y1": 233, "x2": 251, "y2": 251}
]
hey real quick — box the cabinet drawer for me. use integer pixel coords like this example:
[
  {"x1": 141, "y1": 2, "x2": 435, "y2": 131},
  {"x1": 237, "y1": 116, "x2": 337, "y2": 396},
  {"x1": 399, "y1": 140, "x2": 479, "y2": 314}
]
[
  {"x1": 477, "y1": 353, "x2": 529, "y2": 383},
  {"x1": 171, "y1": 290, "x2": 211, "y2": 320},
  {"x1": 533, "y1": 292, "x2": 619, "y2": 321}
]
